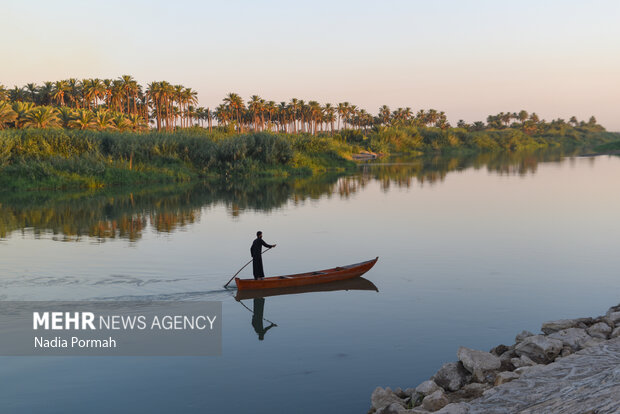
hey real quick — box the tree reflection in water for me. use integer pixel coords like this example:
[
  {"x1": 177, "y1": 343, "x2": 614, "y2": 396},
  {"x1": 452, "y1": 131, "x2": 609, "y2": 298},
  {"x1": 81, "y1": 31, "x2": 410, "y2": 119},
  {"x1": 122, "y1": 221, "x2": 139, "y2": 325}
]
[{"x1": 0, "y1": 148, "x2": 583, "y2": 241}]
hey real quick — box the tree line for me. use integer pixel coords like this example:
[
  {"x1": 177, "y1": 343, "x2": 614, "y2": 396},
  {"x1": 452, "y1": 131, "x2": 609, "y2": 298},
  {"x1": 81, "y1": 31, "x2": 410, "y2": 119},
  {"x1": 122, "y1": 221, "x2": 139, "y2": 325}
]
[{"x1": 0, "y1": 77, "x2": 605, "y2": 134}]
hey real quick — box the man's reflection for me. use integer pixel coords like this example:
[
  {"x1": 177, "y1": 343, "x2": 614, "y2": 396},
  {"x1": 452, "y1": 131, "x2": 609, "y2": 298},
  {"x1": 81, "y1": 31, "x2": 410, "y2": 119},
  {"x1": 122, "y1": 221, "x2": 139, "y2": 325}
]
[{"x1": 252, "y1": 298, "x2": 276, "y2": 340}]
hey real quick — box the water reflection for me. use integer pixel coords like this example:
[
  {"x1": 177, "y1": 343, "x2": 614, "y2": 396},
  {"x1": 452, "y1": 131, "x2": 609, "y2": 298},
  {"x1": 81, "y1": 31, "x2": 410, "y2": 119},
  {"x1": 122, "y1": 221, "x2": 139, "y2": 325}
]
[
  {"x1": 0, "y1": 149, "x2": 586, "y2": 241},
  {"x1": 236, "y1": 277, "x2": 379, "y2": 340},
  {"x1": 251, "y1": 298, "x2": 277, "y2": 341}
]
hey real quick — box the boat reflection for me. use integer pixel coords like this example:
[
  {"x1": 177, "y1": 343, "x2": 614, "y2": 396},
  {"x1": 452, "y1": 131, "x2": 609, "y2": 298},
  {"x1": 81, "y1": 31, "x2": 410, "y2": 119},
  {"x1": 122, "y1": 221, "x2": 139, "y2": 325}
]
[
  {"x1": 234, "y1": 276, "x2": 378, "y2": 301},
  {"x1": 236, "y1": 277, "x2": 378, "y2": 341}
]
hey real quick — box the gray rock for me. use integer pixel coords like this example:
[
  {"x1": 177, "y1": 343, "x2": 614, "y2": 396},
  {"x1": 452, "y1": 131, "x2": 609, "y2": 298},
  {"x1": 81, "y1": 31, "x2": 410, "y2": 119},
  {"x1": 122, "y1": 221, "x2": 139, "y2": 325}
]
[
  {"x1": 611, "y1": 327, "x2": 620, "y2": 339},
  {"x1": 582, "y1": 337, "x2": 606, "y2": 348},
  {"x1": 587, "y1": 322, "x2": 612, "y2": 339},
  {"x1": 518, "y1": 363, "x2": 546, "y2": 376},
  {"x1": 457, "y1": 347, "x2": 501, "y2": 382},
  {"x1": 415, "y1": 380, "x2": 441, "y2": 396},
  {"x1": 548, "y1": 327, "x2": 591, "y2": 351},
  {"x1": 560, "y1": 346, "x2": 573, "y2": 357},
  {"x1": 403, "y1": 388, "x2": 417, "y2": 398},
  {"x1": 541, "y1": 318, "x2": 592, "y2": 334},
  {"x1": 489, "y1": 344, "x2": 509, "y2": 356},
  {"x1": 393, "y1": 387, "x2": 407, "y2": 398},
  {"x1": 464, "y1": 336, "x2": 620, "y2": 413},
  {"x1": 510, "y1": 354, "x2": 536, "y2": 368},
  {"x1": 422, "y1": 389, "x2": 449, "y2": 412},
  {"x1": 494, "y1": 371, "x2": 520, "y2": 386},
  {"x1": 482, "y1": 387, "x2": 498, "y2": 397},
  {"x1": 498, "y1": 349, "x2": 516, "y2": 361},
  {"x1": 377, "y1": 402, "x2": 425, "y2": 414},
  {"x1": 435, "y1": 402, "x2": 470, "y2": 414},
  {"x1": 515, "y1": 330, "x2": 534, "y2": 343},
  {"x1": 432, "y1": 362, "x2": 472, "y2": 392},
  {"x1": 449, "y1": 383, "x2": 490, "y2": 402},
  {"x1": 371, "y1": 387, "x2": 405, "y2": 411},
  {"x1": 514, "y1": 335, "x2": 563, "y2": 363},
  {"x1": 605, "y1": 308, "x2": 620, "y2": 325}
]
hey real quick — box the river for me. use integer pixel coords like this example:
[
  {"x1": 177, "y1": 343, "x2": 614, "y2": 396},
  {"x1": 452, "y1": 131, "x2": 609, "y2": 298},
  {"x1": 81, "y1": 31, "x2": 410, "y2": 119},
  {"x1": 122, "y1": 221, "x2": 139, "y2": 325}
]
[{"x1": 1, "y1": 150, "x2": 619, "y2": 413}]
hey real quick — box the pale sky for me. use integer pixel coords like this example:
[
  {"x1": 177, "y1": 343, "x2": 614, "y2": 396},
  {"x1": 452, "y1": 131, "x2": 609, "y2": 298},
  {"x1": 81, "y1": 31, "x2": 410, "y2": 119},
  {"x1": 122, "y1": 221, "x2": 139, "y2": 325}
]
[{"x1": 3, "y1": 0, "x2": 620, "y2": 130}]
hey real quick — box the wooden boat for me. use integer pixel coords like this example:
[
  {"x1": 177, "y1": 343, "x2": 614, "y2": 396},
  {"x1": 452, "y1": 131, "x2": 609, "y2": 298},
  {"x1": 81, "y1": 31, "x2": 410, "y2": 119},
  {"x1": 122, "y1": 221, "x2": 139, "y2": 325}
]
[
  {"x1": 235, "y1": 277, "x2": 378, "y2": 300},
  {"x1": 235, "y1": 257, "x2": 378, "y2": 291}
]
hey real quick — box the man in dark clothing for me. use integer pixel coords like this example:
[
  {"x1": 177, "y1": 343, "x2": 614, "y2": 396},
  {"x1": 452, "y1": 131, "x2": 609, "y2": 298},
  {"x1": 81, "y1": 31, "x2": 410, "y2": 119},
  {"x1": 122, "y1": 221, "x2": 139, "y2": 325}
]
[{"x1": 251, "y1": 231, "x2": 276, "y2": 279}]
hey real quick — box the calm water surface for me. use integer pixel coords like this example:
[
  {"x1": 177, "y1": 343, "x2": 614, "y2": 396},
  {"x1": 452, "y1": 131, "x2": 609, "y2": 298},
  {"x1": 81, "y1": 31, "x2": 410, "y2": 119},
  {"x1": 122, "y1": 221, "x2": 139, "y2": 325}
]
[{"x1": 1, "y1": 152, "x2": 619, "y2": 413}]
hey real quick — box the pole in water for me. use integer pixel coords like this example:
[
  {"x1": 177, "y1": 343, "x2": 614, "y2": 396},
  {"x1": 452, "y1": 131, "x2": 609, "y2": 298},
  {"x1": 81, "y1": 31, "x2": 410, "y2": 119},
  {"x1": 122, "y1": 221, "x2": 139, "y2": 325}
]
[{"x1": 224, "y1": 247, "x2": 273, "y2": 288}]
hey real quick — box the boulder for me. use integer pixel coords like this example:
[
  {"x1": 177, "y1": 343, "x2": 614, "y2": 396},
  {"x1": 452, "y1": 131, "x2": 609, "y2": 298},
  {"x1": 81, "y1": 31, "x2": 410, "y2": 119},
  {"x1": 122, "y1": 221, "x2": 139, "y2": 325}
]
[
  {"x1": 587, "y1": 322, "x2": 611, "y2": 339},
  {"x1": 498, "y1": 349, "x2": 517, "y2": 361},
  {"x1": 605, "y1": 307, "x2": 620, "y2": 326},
  {"x1": 422, "y1": 389, "x2": 449, "y2": 412},
  {"x1": 611, "y1": 327, "x2": 620, "y2": 339},
  {"x1": 403, "y1": 388, "x2": 417, "y2": 398},
  {"x1": 415, "y1": 380, "x2": 441, "y2": 396},
  {"x1": 435, "y1": 403, "x2": 470, "y2": 414},
  {"x1": 371, "y1": 387, "x2": 405, "y2": 411},
  {"x1": 560, "y1": 346, "x2": 573, "y2": 357},
  {"x1": 494, "y1": 371, "x2": 520, "y2": 386},
  {"x1": 540, "y1": 318, "x2": 592, "y2": 334},
  {"x1": 510, "y1": 355, "x2": 536, "y2": 368},
  {"x1": 457, "y1": 347, "x2": 501, "y2": 382},
  {"x1": 515, "y1": 330, "x2": 534, "y2": 343},
  {"x1": 449, "y1": 383, "x2": 490, "y2": 402},
  {"x1": 514, "y1": 335, "x2": 563, "y2": 363},
  {"x1": 432, "y1": 362, "x2": 472, "y2": 392},
  {"x1": 548, "y1": 328, "x2": 591, "y2": 351},
  {"x1": 489, "y1": 344, "x2": 510, "y2": 356}
]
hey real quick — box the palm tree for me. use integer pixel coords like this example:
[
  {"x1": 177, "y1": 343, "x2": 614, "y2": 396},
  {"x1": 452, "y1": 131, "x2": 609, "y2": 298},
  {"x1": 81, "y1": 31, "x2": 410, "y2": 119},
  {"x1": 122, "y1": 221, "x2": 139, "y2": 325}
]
[
  {"x1": 119, "y1": 75, "x2": 136, "y2": 114},
  {"x1": 378, "y1": 105, "x2": 391, "y2": 126},
  {"x1": 94, "y1": 110, "x2": 115, "y2": 131},
  {"x1": 0, "y1": 101, "x2": 17, "y2": 129},
  {"x1": 223, "y1": 93, "x2": 244, "y2": 132},
  {"x1": 9, "y1": 86, "x2": 28, "y2": 102},
  {"x1": 11, "y1": 101, "x2": 35, "y2": 128},
  {"x1": 337, "y1": 102, "x2": 350, "y2": 130},
  {"x1": 25, "y1": 83, "x2": 38, "y2": 103},
  {"x1": 128, "y1": 114, "x2": 147, "y2": 132},
  {"x1": 112, "y1": 114, "x2": 130, "y2": 131},
  {"x1": 57, "y1": 107, "x2": 76, "y2": 128},
  {"x1": 0, "y1": 84, "x2": 7, "y2": 101},
  {"x1": 146, "y1": 82, "x2": 161, "y2": 130},
  {"x1": 289, "y1": 98, "x2": 300, "y2": 133},
  {"x1": 323, "y1": 103, "x2": 336, "y2": 133},
  {"x1": 183, "y1": 87, "x2": 198, "y2": 127},
  {"x1": 51, "y1": 80, "x2": 69, "y2": 106},
  {"x1": 23, "y1": 106, "x2": 60, "y2": 128},
  {"x1": 308, "y1": 101, "x2": 322, "y2": 134},
  {"x1": 66, "y1": 78, "x2": 82, "y2": 108},
  {"x1": 69, "y1": 109, "x2": 96, "y2": 130},
  {"x1": 248, "y1": 95, "x2": 263, "y2": 131},
  {"x1": 39, "y1": 82, "x2": 54, "y2": 105}
]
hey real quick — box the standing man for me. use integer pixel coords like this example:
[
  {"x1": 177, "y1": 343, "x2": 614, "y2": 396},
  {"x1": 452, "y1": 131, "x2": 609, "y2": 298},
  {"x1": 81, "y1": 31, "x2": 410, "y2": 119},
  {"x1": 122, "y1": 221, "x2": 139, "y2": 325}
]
[{"x1": 251, "y1": 231, "x2": 276, "y2": 279}]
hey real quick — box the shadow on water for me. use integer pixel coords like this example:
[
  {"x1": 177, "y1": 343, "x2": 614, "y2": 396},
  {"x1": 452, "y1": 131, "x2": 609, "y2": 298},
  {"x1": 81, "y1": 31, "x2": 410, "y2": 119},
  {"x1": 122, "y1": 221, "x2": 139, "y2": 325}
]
[
  {"x1": 0, "y1": 148, "x2": 586, "y2": 241},
  {"x1": 235, "y1": 277, "x2": 379, "y2": 341}
]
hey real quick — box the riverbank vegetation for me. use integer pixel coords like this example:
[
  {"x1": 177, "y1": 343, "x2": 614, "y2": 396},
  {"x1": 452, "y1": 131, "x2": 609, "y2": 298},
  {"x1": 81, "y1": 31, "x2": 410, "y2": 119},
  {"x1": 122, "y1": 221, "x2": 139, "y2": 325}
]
[
  {"x1": 1, "y1": 76, "x2": 618, "y2": 190},
  {"x1": 594, "y1": 140, "x2": 620, "y2": 154}
]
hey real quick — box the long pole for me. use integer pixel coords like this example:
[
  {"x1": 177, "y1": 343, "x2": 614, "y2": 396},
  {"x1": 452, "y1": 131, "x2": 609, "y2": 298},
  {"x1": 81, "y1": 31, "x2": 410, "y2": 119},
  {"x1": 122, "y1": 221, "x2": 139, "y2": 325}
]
[{"x1": 224, "y1": 247, "x2": 273, "y2": 288}]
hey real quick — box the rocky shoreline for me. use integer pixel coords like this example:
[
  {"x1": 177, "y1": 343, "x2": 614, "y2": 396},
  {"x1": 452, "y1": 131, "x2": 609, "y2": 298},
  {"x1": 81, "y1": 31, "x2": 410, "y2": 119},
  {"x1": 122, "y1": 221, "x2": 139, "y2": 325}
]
[{"x1": 370, "y1": 304, "x2": 620, "y2": 414}]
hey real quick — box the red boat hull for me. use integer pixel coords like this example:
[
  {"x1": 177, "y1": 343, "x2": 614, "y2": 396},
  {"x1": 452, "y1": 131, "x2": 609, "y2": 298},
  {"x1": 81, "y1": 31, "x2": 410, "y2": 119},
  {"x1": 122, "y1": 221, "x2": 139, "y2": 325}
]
[{"x1": 235, "y1": 257, "x2": 378, "y2": 291}]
